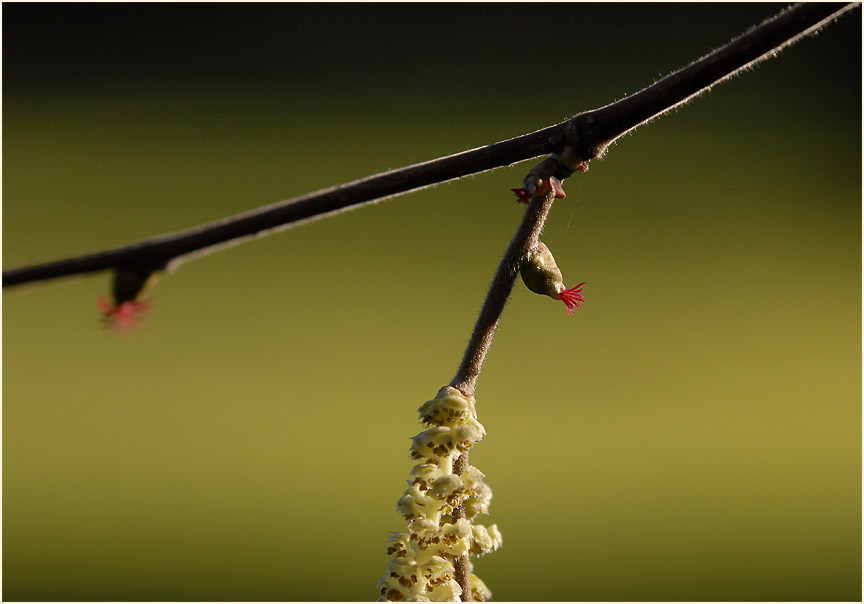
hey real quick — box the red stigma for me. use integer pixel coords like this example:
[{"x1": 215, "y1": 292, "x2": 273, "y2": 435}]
[
  {"x1": 511, "y1": 188, "x2": 531, "y2": 204},
  {"x1": 97, "y1": 297, "x2": 151, "y2": 333},
  {"x1": 556, "y1": 282, "x2": 585, "y2": 315}
]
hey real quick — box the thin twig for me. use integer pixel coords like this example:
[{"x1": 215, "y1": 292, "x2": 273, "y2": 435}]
[
  {"x1": 2, "y1": 3, "x2": 854, "y2": 290},
  {"x1": 450, "y1": 190, "x2": 557, "y2": 397}
]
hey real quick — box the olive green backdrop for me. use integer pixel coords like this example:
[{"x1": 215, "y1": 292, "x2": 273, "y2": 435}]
[{"x1": 3, "y1": 4, "x2": 861, "y2": 602}]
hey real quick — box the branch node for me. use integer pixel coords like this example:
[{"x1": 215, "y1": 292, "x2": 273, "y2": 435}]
[{"x1": 560, "y1": 112, "x2": 607, "y2": 167}]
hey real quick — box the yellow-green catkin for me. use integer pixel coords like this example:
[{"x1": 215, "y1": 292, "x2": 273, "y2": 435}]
[{"x1": 377, "y1": 387, "x2": 501, "y2": 602}]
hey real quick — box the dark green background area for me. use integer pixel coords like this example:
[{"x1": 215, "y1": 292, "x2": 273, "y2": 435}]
[{"x1": 3, "y1": 4, "x2": 861, "y2": 601}]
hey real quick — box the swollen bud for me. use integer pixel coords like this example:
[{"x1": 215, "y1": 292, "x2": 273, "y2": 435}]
[
  {"x1": 521, "y1": 241, "x2": 564, "y2": 298},
  {"x1": 520, "y1": 241, "x2": 585, "y2": 315},
  {"x1": 112, "y1": 267, "x2": 159, "y2": 304}
]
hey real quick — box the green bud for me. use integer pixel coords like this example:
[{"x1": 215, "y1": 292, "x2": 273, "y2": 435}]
[{"x1": 520, "y1": 241, "x2": 566, "y2": 300}]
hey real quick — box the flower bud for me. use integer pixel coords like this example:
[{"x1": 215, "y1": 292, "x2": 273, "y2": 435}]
[
  {"x1": 521, "y1": 241, "x2": 564, "y2": 298},
  {"x1": 520, "y1": 241, "x2": 585, "y2": 315},
  {"x1": 97, "y1": 266, "x2": 160, "y2": 332}
]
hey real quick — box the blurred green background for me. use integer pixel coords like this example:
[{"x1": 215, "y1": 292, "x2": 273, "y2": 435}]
[{"x1": 3, "y1": 4, "x2": 861, "y2": 601}]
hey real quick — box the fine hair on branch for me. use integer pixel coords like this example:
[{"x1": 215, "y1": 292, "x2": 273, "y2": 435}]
[{"x1": 2, "y1": 3, "x2": 855, "y2": 290}]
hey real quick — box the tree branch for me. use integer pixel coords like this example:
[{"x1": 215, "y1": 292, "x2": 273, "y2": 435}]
[
  {"x1": 2, "y1": 2, "x2": 854, "y2": 290},
  {"x1": 561, "y1": 2, "x2": 858, "y2": 162}
]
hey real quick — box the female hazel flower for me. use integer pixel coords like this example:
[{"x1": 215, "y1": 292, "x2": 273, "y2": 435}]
[
  {"x1": 520, "y1": 241, "x2": 585, "y2": 315},
  {"x1": 97, "y1": 267, "x2": 159, "y2": 332},
  {"x1": 511, "y1": 175, "x2": 567, "y2": 205}
]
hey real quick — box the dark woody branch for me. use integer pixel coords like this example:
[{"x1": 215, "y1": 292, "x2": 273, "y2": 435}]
[{"x1": 3, "y1": 3, "x2": 855, "y2": 290}]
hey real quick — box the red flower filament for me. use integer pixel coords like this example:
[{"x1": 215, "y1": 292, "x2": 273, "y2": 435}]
[
  {"x1": 511, "y1": 188, "x2": 531, "y2": 204},
  {"x1": 97, "y1": 297, "x2": 151, "y2": 332},
  {"x1": 554, "y1": 282, "x2": 586, "y2": 315}
]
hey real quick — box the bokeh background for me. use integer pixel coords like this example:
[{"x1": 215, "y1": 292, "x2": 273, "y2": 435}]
[{"x1": 3, "y1": 4, "x2": 861, "y2": 601}]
